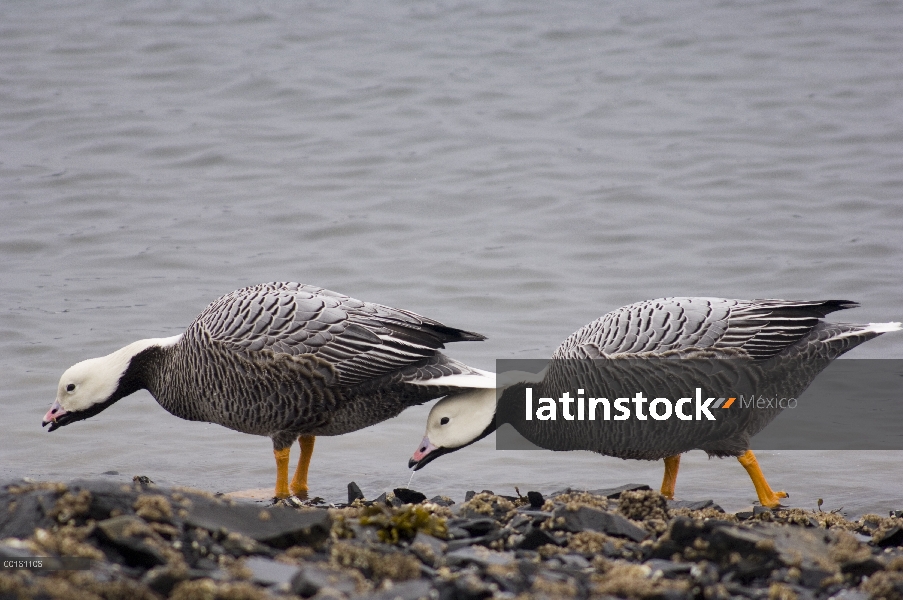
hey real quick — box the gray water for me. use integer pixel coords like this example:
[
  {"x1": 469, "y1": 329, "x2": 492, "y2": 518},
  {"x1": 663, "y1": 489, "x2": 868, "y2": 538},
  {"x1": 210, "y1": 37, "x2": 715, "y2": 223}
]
[{"x1": 2, "y1": 1, "x2": 902, "y2": 517}]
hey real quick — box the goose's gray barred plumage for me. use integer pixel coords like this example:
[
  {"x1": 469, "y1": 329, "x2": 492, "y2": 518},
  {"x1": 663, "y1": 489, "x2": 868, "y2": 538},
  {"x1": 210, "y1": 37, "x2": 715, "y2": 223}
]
[
  {"x1": 553, "y1": 297, "x2": 862, "y2": 360},
  {"x1": 44, "y1": 282, "x2": 491, "y2": 499},
  {"x1": 411, "y1": 297, "x2": 900, "y2": 508}
]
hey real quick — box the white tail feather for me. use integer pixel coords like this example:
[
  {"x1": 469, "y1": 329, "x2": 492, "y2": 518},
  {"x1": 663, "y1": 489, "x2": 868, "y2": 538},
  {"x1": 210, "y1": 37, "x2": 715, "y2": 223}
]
[
  {"x1": 829, "y1": 321, "x2": 902, "y2": 342},
  {"x1": 410, "y1": 368, "x2": 496, "y2": 389},
  {"x1": 865, "y1": 322, "x2": 902, "y2": 334}
]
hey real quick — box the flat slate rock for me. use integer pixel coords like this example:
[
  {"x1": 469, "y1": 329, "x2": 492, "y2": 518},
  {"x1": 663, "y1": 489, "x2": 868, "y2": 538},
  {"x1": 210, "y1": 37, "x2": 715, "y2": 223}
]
[
  {"x1": 245, "y1": 556, "x2": 300, "y2": 587},
  {"x1": 358, "y1": 578, "x2": 434, "y2": 600},
  {"x1": 291, "y1": 563, "x2": 359, "y2": 597},
  {"x1": 667, "y1": 499, "x2": 724, "y2": 512},
  {"x1": 184, "y1": 497, "x2": 330, "y2": 548},
  {"x1": 552, "y1": 505, "x2": 648, "y2": 542},
  {"x1": 446, "y1": 545, "x2": 516, "y2": 568},
  {"x1": 557, "y1": 554, "x2": 591, "y2": 569},
  {"x1": 451, "y1": 517, "x2": 498, "y2": 536},
  {"x1": 587, "y1": 483, "x2": 652, "y2": 498},
  {"x1": 551, "y1": 483, "x2": 650, "y2": 499},
  {"x1": 410, "y1": 531, "x2": 447, "y2": 565},
  {"x1": 644, "y1": 558, "x2": 693, "y2": 578}
]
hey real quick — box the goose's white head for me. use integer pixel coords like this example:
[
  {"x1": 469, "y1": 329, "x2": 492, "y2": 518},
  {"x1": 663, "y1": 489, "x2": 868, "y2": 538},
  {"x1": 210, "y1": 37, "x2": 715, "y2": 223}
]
[
  {"x1": 408, "y1": 387, "x2": 498, "y2": 470},
  {"x1": 42, "y1": 335, "x2": 181, "y2": 431}
]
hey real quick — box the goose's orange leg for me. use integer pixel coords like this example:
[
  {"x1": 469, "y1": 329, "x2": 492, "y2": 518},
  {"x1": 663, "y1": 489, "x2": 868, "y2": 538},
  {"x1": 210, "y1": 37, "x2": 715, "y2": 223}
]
[
  {"x1": 738, "y1": 449, "x2": 788, "y2": 508},
  {"x1": 273, "y1": 447, "x2": 291, "y2": 499},
  {"x1": 290, "y1": 435, "x2": 316, "y2": 498},
  {"x1": 660, "y1": 455, "x2": 681, "y2": 499}
]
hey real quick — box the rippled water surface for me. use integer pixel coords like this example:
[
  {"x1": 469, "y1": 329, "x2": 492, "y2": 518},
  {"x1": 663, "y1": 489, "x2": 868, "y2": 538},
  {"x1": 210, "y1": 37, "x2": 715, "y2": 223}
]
[{"x1": 2, "y1": 1, "x2": 902, "y2": 516}]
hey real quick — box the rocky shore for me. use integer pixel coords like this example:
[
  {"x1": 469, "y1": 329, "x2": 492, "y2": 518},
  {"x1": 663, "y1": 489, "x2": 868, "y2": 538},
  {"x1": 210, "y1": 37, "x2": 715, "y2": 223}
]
[{"x1": 2, "y1": 478, "x2": 903, "y2": 600}]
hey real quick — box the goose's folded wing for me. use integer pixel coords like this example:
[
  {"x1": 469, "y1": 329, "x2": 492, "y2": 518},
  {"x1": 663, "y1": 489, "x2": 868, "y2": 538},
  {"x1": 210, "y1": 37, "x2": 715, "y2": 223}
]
[
  {"x1": 554, "y1": 297, "x2": 857, "y2": 360},
  {"x1": 193, "y1": 282, "x2": 484, "y2": 385}
]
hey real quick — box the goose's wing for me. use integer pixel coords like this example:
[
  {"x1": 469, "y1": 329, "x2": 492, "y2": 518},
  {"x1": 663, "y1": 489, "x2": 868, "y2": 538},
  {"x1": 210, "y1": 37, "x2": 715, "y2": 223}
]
[
  {"x1": 554, "y1": 297, "x2": 858, "y2": 360},
  {"x1": 193, "y1": 282, "x2": 484, "y2": 385}
]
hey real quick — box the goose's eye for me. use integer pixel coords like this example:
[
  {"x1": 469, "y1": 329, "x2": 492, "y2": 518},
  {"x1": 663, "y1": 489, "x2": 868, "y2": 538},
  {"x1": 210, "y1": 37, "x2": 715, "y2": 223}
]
[
  {"x1": 440, "y1": 417, "x2": 450, "y2": 425},
  {"x1": 66, "y1": 384, "x2": 76, "y2": 392}
]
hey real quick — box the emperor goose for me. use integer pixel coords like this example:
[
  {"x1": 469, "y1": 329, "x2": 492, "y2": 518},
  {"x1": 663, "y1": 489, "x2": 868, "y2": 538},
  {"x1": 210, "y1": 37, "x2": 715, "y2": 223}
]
[
  {"x1": 43, "y1": 282, "x2": 493, "y2": 499},
  {"x1": 409, "y1": 298, "x2": 899, "y2": 508}
]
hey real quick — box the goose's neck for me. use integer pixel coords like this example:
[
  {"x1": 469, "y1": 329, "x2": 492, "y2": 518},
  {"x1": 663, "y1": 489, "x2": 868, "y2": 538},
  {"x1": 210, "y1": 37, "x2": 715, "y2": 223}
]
[{"x1": 117, "y1": 334, "x2": 181, "y2": 400}]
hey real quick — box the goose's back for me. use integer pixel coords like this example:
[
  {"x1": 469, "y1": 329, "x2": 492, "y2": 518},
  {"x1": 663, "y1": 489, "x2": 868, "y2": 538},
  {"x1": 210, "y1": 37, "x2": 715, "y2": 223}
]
[
  {"x1": 151, "y1": 283, "x2": 484, "y2": 439},
  {"x1": 554, "y1": 297, "x2": 857, "y2": 359}
]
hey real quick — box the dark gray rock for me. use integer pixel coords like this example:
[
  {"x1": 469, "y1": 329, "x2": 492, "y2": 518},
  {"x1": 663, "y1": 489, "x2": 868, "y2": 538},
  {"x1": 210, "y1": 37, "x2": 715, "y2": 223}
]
[
  {"x1": 508, "y1": 514, "x2": 532, "y2": 532},
  {"x1": 644, "y1": 558, "x2": 693, "y2": 579},
  {"x1": 445, "y1": 530, "x2": 507, "y2": 552},
  {"x1": 551, "y1": 505, "x2": 648, "y2": 542},
  {"x1": 768, "y1": 525, "x2": 836, "y2": 572},
  {"x1": 514, "y1": 509, "x2": 553, "y2": 521},
  {"x1": 446, "y1": 525, "x2": 471, "y2": 540},
  {"x1": 446, "y1": 545, "x2": 515, "y2": 568},
  {"x1": 667, "y1": 499, "x2": 723, "y2": 512},
  {"x1": 736, "y1": 505, "x2": 774, "y2": 520},
  {"x1": 244, "y1": 556, "x2": 300, "y2": 587},
  {"x1": 839, "y1": 556, "x2": 883, "y2": 578},
  {"x1": 485, "y1": 565, "x2": 528, "y2": 595},
  {"x1": 527, "y1": 491, "x2": 545, "y2": 508},
  {"x1": 852, "y1": 532, "x2": 873, "y2": 544},
  {"x1": 348, "y1": 482, "x2": 365, "y2": 504},
  {"x1": 451, "y1": 518, "x2": 498, "y2": 537},
  {"x1": 183, "y1": 498, "x2": 330, "y2": 548},
  {"x1": 464, "y1": 490, "x2": 476, "y2": 502},
  {"x1": 409, "y1": 531, "x2": 447, "y2": 567},
  {"x1": 709, "y1": 524, "x2": 771, "y2": 554},
  {"x1": 797, "y1": 565, "x2": 835, "y2": 589},
  {"x1": 429, "y1": 495, "x2": 455, "y2": 507},
  {"x1": 141, "y1": 566, "x2": 190, "y2": 596},
  {"x1": 517, "y1": 527, "x2": 562, "y2": 551},
  {"x1": 358, "y1": 578, "x2": 434, "y2": 600},
  {"x1": 348, "y1": 520, "x2": 383, "y2": 544},
  {"x1": 0, "y1": 489, "x2": 57, "y2": 539},
  {"x1": 393, "y1": 488, "x2": 427, "y2": 505},
  {"x1": 874, "y1": 525, "x2": 903, "y2": 547},
  {"x1": 290, "y1": 563, "x2": 358, "y2": 597},
  {"x1": 557, "y1": 554, "x2": 591, "y2": 569},
  {"x1": 95, "y1": 515, "x2": 168, "y2": 569},
  {"x1": 438, "y1": 574, "x2": 495, "y2": 600},
  {"x1": 829, "y1": 589, "x2": 871, "y2": 600},
  {"x1": 584, "y1": 483, "x2": 651, "y2": 498},
  {"x1": 652, "y1": 517, "x2": 759, "y2": 563},
  {"x1": 219, "y1": 532, "x2": 277, "y2": 558}
]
